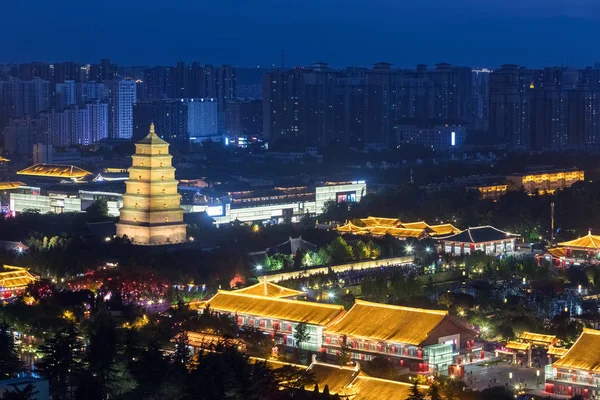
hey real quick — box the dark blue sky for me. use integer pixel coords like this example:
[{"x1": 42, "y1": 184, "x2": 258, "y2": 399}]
[{"x1": 2, "y1": 0, "x2": 600, "y2": 68}]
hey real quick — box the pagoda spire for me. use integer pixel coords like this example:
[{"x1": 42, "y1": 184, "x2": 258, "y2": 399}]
[{"x1": 149, "y1": 122, "x2": 155, "y2": 135}]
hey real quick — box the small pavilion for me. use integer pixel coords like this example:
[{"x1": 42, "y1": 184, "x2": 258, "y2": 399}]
[
  {"x1": 546, "y1": 232, "x2": 600, "y2": 266},
  {"x1": 500, "y1": 332, "x2": 559, "y2": 366}
]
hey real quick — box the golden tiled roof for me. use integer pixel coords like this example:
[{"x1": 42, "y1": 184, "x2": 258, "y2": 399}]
[
  {"x1": 136, "y1": 123, "x2": 169, "y2": 145},
  {"x1": 360, "y1": 217, "x2": 400, "y2": 227},
  {"x1": 325, "y1": 300, "x2": 448, "y2": 345},
  {"x1": 234, "y1": 282, "x2": 303, "y2": 298},
  {"x1": 0, "y1": 156, "x2": 10, "y2": 162},
  {"x1": 519, "y1": 332, "x2": 557, "y2": 345},
  {"x1": 206, "y1": 291, "x2": 345, "y2": 326},
  {"x1": 188, "y1": 300, "x2": 208, "y2": 311},
  {"x1": 369, "y1": 226, "x2": 424, "y2": 238},
  {"x1": 401, "y1": 221, "x2": 429, "y2": 230},
  {"x1": 336, "y1": 222, "x2": 369, "y2": 234},
  {"x1": 349, "y1": 376, "x2": 417, "y2": 400},
  {"x1": 547, "y1": 346, "x2": 568, "y2": 357},
  {"x1": 428, "y1": 223, "x2": 460, "y2": 236},
  {"x1": 183, "y1": 331, "x2": 245, "y2": 350},
  {"x1": 304, "y1": 362, "x2": 359, "y2": 395},
  {"x1": 17, "y1": 163, "x2": 91, "y2": 179},
  {"x1": 0, "y1": 265, "x2": 38, "y2": 290},
  {"x1": 547, "y1": 247, "x2": 566, "y2": 259},
  {"x1": 0, "y1": 181, "x2": 25, "y2": 190},
  {"x1": 506, "y1": 341, "x2": 530, "y2": 351},
  {"x1": 553, "y1": 328, "x2": 600, "y2": 372},
  {"x1": 558, "y1": 233, "x2": 600, "y2": 250}
]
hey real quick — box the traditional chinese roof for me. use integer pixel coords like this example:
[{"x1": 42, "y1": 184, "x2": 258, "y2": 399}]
[
  {"x1": 136, "y1": 123, "x2": 169, "y2": 145},
  {"x1": 336, "y1": 222, "x2": 369, "y2": 234},
  {"x1": 17, "y1": 163, "x2": 91, "y2": 179},
  {"x1": 182, "y1": 331, "x2": 245, "y2": 350},
  {"x1": 0, "y1": 266, "x2": 38, "y2": 290},
  {"x1": 206, "y1": 291, "x2": 345, "y2": 326},
  {"x1": 437, "y1": 226, "x2": 518, "y2": 243},
  {"x1": 304, "y1": 362, "x2": 360, "y2": 395},
  {"x1": 548, "y1": 346, "x2": 569, "y2": 357},
  {"x1": 553, "y1": 328, "x2": 600, "y2": 372},
  {"x1": 325, "y1": 300, "x2": 449, "y2": 346},
  {"x1": 558, "y1": 233, "x2": 600, "y2": 250},
  {"x1": 369, "y1": 226, "x2": 425, "y2": 238},
  {"x1": 234, "y1": 282, "x2": 303, "y2": 298},
  {"x1": 506, "y1": 341, "x2": 530, "y2": 351},
  {"x1": 360, "y1": 217, "x2": 400, "y2": 228},
  {"x1": 0, "y1": 156, "x2": 9, "y2": 162},
  {"x1": 519, "y1": 332, "x2": 557, "y2": 346},
  {"x1": 350, "y1": 376, "x2": 417, "y2": 400},
  {"x1": 428, "y1": 223, "x2": 461, "y2": 236},
  {"x1": 401, "y1": 221, "x2": 429, "y2": 230},
  {"x1": 547, "y1": 247, "x2": 566, "y2": 259},
  {"x1": 0, "y1": 181, "x2": 25, "y2": 190}
]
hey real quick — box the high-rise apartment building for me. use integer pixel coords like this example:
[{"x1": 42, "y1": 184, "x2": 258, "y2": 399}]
[
  {"x1": 108, "y1": 79, "x2": 136, "y2": 139},
  {"x1": 226, "y1": 99, "x2": 263, "y2": 136},
  {"x1": 55, "y1": 80, "x2": 77, "y2": 110},
  {"x1": 133, "y1": 98, "x2": 218, "y2": 150}
]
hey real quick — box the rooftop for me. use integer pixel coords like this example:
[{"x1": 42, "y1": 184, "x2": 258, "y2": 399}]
[
  {"x1": 558, "y1": 232, "x2": 600, "y2": 250},
  {"x1": 519, "y1": 332, "x2": 557, "y2": 345},
  {"x1": 325, "y1": 300, "x2": 449, "y2": 346},
  {"x1": 17, "y1": 163, "x2": 91, "y2": 179},
  {"x1": 0, "y1": 181, "x2": 25, "y2": 190},
  {"x1": 0, "y1": 265, "x2": 38, "y2": 290},
  {"x1": 438, "y1": 225, "x2": 518, "y2": 243},
  {"x1": 553, "y1": 328, "x2": 600, "y2": 372},
  {"x1": 304, "y1": 362, "x2": 360, "y2": 395},
  {"x1": 233, "y1": 282, "x2": 304, "y2": 298},
  {"x1": 205, "y1": 290, "x2": 345, "y2": 326},
  {"x1": 350, "y1": 376, "x2": 416, "y2": 400},
  {"x1": 136, "y1": 123, "x2": 169, "y2": 146}
]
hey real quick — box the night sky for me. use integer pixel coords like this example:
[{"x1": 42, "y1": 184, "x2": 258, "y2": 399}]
[{"x1": 2, "y1": 0, "x2": 600, "y2": 68}]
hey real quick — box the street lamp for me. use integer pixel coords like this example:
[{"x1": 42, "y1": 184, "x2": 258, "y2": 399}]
[
  {"x1": 536, "y1": 369, "x2": 540, "y2": 387},
  {"x1": 327, "y1": 291, "x2": 335, "y2": 300},
  {"x1": 256, "y1": 265, "x2": 263, "y2": 271},
  {"x1": 405, "y1": 245, "x2": 413, "y2": 254},
  {"x1": 509, "y1": 372, "x2": 513, "y2": 386},
  {"x1": 425, "y1": 247, "x2": 432, "y2": 254}
]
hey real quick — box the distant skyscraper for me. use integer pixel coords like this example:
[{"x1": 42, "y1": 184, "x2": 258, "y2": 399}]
[
  {"x1": 78, "y1": 81, "x2": 107, "y2": 104},
  {"x1": 108, "y1": 79, "x2": 136, "y2": 139},
  {"x1": 226, "y1": 99, "x2": 263, "y2": 136},
  {"x1": 55, "y1": 80, "x2": 77, "y2": 110},
  {"x1": 471, "y1": 69, "x2": 491, "y2": 131},
  {"x1": 187, "y1": 98, "x2": 218, "y2": 141},
  {"x1": 3, "y1": 116, "x2": 45, "y2": 159}
]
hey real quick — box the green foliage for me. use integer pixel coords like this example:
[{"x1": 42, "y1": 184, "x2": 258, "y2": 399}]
[
  {"x1": 0, "y1": 323, "x2": 22, "y2": 379},
  {"x1": 293, "y1": 320, "x2": 311, "y2": 349},
  {"x1": 85, "y1": 199, "x2": 109, "y2": 222},
  {"x1": 364, "y1": 356, "x2": 396, "y2": 380},
  {"x1": 172, "y1": 329, "x2": 191, "y2": 371},
  {"x1": 264, "y1": 253, "x2": 292, "y2": 272},
  {"x1": 405, "y1": 380, "x2": 425, "y2": 400},
  {"x1": 37, "y1": 323, "x2": 85, "y2": 400},
  {"x1": 428, "y1": 382, "x2": 442, "y2": 400},
  {"x1": 326, "y1": 237, "x2": 354, "y2": 264}
]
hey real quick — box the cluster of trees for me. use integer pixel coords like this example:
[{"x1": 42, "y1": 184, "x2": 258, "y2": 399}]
[
  {"x1": 264, "y1": 237, "x2": 382, "y2": 272},
  {"x1": 360, "y1": 270, "x2": 423, "y2": 303}
]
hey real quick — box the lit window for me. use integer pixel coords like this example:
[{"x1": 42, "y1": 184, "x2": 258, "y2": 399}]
[
  {"x1": 162, "y1": 188, "x2": 166, "y2": 194},
  {"x1": 135, "y1": 203, "x2": 139, "y2": 208},
  {"x1": 163, "y1": 203, "x2": 167, "y2": 208},
  {"x1": 165, "y1": 217, "x2": 169, "y2": 222},
  {"x1": 138, "y1": 175, "x2": 142, "y2": 181},
  {"x1": 161, "y1": 176, "x2": 164, "y2": 181}
]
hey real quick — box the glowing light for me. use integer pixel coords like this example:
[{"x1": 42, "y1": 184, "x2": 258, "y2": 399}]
[
  {"x1": 16, "y1": 247, "x2": 23, "y2": 253},
  {"x1": 189, "y1": 236, "x2": 195, "y2": 242},
  {"x1": 256, "y1": 265, "x2": 263, "y2": 271},
  {"x1": 327, "y1": 291, "x2": 335, "y2": 300},
  {"x1": 405, "y1": 245, "x2": 413, "y2": 254},
  {"x1": 104, "y1": 237, "x2": 111, "y2": 242},
  {"x1": 425, "y1": 247, "x2": 432, "y2": 253},
  {"x1": 252, "y1": 225, "x2": 260, "y2": 233}
]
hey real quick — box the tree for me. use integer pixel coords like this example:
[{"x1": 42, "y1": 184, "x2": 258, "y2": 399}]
[
  {"x1": 327, "y1": 237, "x2": 354, "y2": 264},
  {"x1": 438, "y1": 293, "x2": 453, "y2": 309},
  {"x1": 428, "y1": 382, "x2": 442, "y2": 400},
  {"x1": 78, "y1": 312, "x2": 118, "y2": 400},
  {"x1": 36, "y1": 324, "x2": 84, "y2": 400},
  {"x1": 0, "y1": 383, "x2": 38, "y2": 400},
  {"x1": 86, "y1": 199, "x2": 109, "y2": 222},
  {"x1": 128, "y1": 338, "x2": 171, "y2": 400},
  {"x1": 364, "y1": 356, "x2": 396, "y2": 380},
  {"x1": 172, "y1": 329, "x2": 191, "y2": 371},
  {"x1": 0, "y1": 323, "x2": 22, "y2": 380},
  {"x1": 337, "y1": 335, "x2": 352, "y2": 366},
  {"x1": 405, "y1": 380, "x2": 425, "y2": 400},
  {"x1": 353, "y1": 241, "x2": 369, "y2": 260},
  {"x1": 293, "y1": 321, "x2": 311, "y2": 351}
]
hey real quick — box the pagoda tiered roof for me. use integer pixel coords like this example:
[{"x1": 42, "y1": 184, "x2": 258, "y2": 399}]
[
  {"x1": 553, "y1": 328, "x2": 600, "y2": 372},
  {"x1": 0, "y1": 266, "x2": 38, "y2": 290}
]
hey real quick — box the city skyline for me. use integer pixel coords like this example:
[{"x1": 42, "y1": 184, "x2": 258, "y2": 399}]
[{"x1": 4, "y1": 0, "x2": 600, "y2": 67}]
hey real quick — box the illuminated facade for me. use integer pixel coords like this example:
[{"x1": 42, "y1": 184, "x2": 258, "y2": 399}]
[
  {"x1": 323, "y1": 300, "x2": 476, "y2": 374},
  {"x1": 336, "y1": 217, "x2": 459, "y2": 240},
  {"x1": 438, "y1": 226, "x2": 518, "y2": 255},
  {"x1": 507, "y1": 169, "x2": 584, "y2": 195},
  {"x1": 115, "y1": 123, "x2": 187, "y2": 245},
  {"x1": 545, "y1": 328, "x2": 600, "y2": 398}
]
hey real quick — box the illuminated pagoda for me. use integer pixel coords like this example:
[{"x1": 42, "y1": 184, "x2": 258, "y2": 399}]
[
  {"x1": 323, "y1": 300, "x2": 476, "y2": 374},
  {"x1": 115, "y1": 123, "x2": 187, "y2": 245},
  {"x1": 336, "y1": 217, "x2": 459, "y2": 240},
  {"x1": 546, "y1": 232, "x2": 600, "y2": 267},
  {"x1": 545, "y1": 328, "x2": 600, "y2": 398}
]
